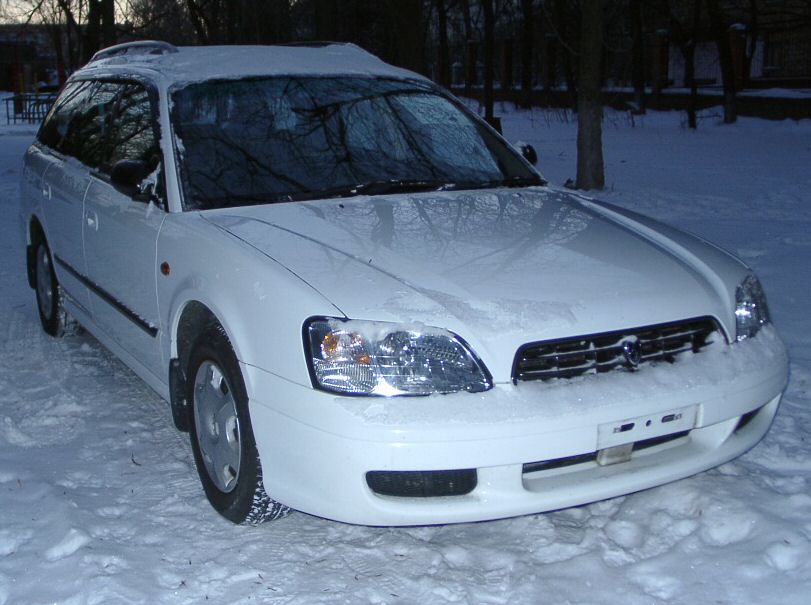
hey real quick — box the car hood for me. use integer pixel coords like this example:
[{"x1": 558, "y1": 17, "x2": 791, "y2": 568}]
[{"x1": 203, "y1": 188, "x2": 733, "y2": 380}]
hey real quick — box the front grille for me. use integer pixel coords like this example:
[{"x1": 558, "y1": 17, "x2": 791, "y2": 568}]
[
  {"x1": 513, "y1": 317, "x2": 720, "y2": 382},
  {"x1": 366, "y1": 469, "x2": 477, "y2": 498}
]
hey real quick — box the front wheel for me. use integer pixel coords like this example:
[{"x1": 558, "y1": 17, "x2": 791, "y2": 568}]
[
  {"x1": 186, "y1": 325, "x2": 290, "y2": 524},
  {"x1": 34, "y1": 240, "x2": 65, "y2": 337}
]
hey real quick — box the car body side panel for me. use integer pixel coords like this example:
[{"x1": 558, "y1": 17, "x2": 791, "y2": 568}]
[
  {"x1": 82, "y1": 176, "x2": 166, "y2": 380},
  {"x1": 20, "y1": 145, "x2": 50, "y2": 244},
  {"x1": 155, "y1": 213, "x2": 343, "y2": 394},
  {"x1": 38, "y1": 154, "x2": 94, "y2": 314}
]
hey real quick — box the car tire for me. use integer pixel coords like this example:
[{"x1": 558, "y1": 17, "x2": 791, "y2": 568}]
[
  {"x1": 186, "y1": 324, "x2": 290, "y2": 524},
  {"x1": 34, "y1": 240, "x2": 65, "y2": 337}
]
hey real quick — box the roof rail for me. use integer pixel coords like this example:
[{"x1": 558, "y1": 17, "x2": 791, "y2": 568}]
[
  {"x1": 278, "y1": 41, "x2": 352, "y2": 49},
  {"x1": 89, "y1": 40, "x2": 179, "y2": 64}
]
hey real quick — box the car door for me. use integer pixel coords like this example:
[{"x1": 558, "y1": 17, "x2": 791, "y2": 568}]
[
  {"x1": 82, "y1": 81, "x2": 167, "y2": 380},
  {"x1": 36, "y1": 80, "x2": 108, "y2": 315}
]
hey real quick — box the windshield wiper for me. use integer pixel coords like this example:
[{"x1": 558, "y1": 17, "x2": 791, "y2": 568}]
[
  {"x1": 295, "y1": 179, "x2": 455, "y2": 201},
  {"x1": 288, "y1": 175, "x2": 546, "y2": 203},
  {"x1": 450, "y1": 175, "x2": 547, "y2": 190}
]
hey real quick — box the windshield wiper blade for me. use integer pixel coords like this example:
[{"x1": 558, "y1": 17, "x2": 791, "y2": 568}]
[
  {"x1": 296, "y1": 179, "x2": 454, "y2": 201},
  {"x1": 439, "y1": 175, "x2": 547, "y2": 192},
  {"x1": 353, "y1": 179, "x2": 457, "y2": 196},
  {"x1": 480, "y1": 175, "x2": 546, "y2": 188},
  {"x1": 290, "y1": 175, "x2": 545, "y2": 202}
]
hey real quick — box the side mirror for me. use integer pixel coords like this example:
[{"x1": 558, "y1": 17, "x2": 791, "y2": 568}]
[
  {"x1": 516, "y1": 142, "x2": 538, "y2": 166},
  {"x1": 110, "y1": 159, "x2": 152, "y2": 200}
]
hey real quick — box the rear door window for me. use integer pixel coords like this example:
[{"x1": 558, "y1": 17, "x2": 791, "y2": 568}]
[
  {"x1": 38, "y1": 80, "x2": 159, "y2": 175},
  {"x1": 61, "y1": 82, "x2": 119, "y2": 168},
  {"x1": 37, "y1": 81, "x2": 94, "y2": 151},
  {"x1": 37, "y1": 80, "x2": 117, "y2": 169}
]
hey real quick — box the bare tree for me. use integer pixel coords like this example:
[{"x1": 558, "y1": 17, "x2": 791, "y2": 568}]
[
  {"x1": 10, "y1": 0, "x2": 86, "y2": 71},
  {"x1": 576, "y1": 0, "x2": 604, "y2": 190},
  {"x1": 184, "y1": 0, "x2": 291, "y2": 45},
  {"x1": 310, "y1": 0, "x2": 424, "y2": 72},
  {"x1": 706, "y1": 0, "x2": 737, "y2": 123},
  {"x1": 482, "y1": 0, "x2": 497, "y2": 129},
  {"x1": 519, "y1": 0, "x2": 534, "y2": 108},
  {"x1": 124, "y1": 0, "x2": 197, "y2": 44},
  {"x1": 547, "y1": 0, "x2": 578, "y2": 109},
  {"x1": 669, "y1": 0, "x2": 703, "y2": 129},
  {"x1": 742, "y1": 0, "x2": 760, "y2": 90},
  {"x1": 434, "y1": 0, "x2": 451, "y2": 87},
  {"x1": 629, "y1": 0, "x2": 645, "y2": 114}
]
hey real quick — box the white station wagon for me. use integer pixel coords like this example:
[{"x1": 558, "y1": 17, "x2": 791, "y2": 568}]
[{"x1": 20, "y1": 41, "x2": 788, "y2": 526}]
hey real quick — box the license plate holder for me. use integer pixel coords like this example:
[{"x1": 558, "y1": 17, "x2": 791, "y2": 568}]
[{"x1": 597, "y1": 405, "x2": 698, "y2": 452}]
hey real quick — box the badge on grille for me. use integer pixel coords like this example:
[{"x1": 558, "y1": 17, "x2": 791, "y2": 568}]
[{"x1": 622, "y1": 337, "x2": 641, "y2": 367}]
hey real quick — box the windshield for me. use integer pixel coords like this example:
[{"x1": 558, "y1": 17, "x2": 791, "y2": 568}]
[{"x1": 171, "y1": 77, "x2": 541, "y2": 210}]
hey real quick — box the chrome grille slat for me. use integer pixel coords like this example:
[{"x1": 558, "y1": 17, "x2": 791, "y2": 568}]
[{"x1": 513, "y1": 317, "x2": 720, "y2": 382}]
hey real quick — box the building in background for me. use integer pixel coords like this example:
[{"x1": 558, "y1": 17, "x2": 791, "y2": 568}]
[{"x1": 0, "y1": 24, "x2": 63, "y2": 92}]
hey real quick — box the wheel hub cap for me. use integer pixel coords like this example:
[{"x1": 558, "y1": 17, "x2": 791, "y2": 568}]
[
  {"x1": 36, "y1": 246, "x2": 54, "y2": 319},
  {"x1": 193, "y1": 361, "x2": 241, "y2": 493}
]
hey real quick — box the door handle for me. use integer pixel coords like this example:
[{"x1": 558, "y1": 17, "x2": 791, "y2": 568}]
[
  {"x1": 42, "y1": 184, "x2": 51, "y2": 199},
  {"x1": 86, "y1": 210, "x2": 99, "y2": 231}
]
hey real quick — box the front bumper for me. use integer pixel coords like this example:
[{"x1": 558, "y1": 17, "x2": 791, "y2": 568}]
[{"x1": 245, "y1": 327, "x2": 788, "y2": 526}]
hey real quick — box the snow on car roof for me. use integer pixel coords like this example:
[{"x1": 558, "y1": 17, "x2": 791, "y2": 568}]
[{"x1": 80, "y1": 42, "x2": 426, "y2": 85}]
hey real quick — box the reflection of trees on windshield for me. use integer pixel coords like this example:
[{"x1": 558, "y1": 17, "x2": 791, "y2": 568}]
[{"x1": 172, "y1": 77, "x2": 534, "y2": 210}]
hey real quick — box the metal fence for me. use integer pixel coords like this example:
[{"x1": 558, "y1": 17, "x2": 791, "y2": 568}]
[{"x1": 4, "y1": 92, "x2": 58, "y2": 125}]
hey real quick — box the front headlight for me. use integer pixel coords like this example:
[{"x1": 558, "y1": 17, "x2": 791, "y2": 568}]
[
  {"x1": 735, "y1": 273, "x2": 771, "y2": 341},
  {"x1": 304, "y1": 317, "x2": 492, "y2": 396}
]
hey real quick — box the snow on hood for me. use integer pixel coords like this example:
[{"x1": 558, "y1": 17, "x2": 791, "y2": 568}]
[{"x1": 203, "y1": 188, "x2": 730, "y2": 378}]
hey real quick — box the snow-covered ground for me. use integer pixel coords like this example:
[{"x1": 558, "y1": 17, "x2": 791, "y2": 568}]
[{"x1": 1, "y1": 103, "x2": 810, "y2": 604}]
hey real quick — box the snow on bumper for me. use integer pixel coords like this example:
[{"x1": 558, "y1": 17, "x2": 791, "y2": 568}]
[{"x1": 245, "y1": 326, "x2": 788, "y2": 526}]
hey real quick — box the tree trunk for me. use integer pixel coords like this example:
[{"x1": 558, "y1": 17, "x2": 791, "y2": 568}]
[
  {"x1": 49, "y1": 24, "x2": 67, "y2": 85},
  {"x1": 436, "y1": 0, "x2": 451, "y2": 87},
  {"x1": 743, "y1": 0, "x2": 758, "y2": 89},
  {"x1": 83, "y1": 0, "x2": 101, "y2": 63},
  {"x1": 386, "y1": 0, "x2": 424, "y2": 74},
  {"x1": 707, "y1": 0, "x2": 737, "y2": 123},
  {"x1": 544, "y1": 34, "x2": 557, "y2": 97},
  {"x1": 274, "y1": 0, "x2": 293, "y2": 44},
  {"x1": 186, "y1": 0, "x2": 210, "y2": 44},
  {"x1": 576, "y1": 0, "x2": 604, "y2": 190},
  {"x1": 669, "y1": 0, "x2": 701, "y2": 128},
  {"x1": 520, "y1": 0, "x2": 534, "y2": 108},
  {"x1": 56, "y1": 0, "x2": 83, "y2": 68},
  {"x1": 461, "y1": 0, "x2": 474, "y2": 96},
  {"x1": 101, "y1": 0, "x2": 116, "y2": 47},
  {"x1": 685, "y1": 43, "x2": 697, "y2": 129},
  {"x1": 225, "y1": 0, "x2": 237, "y2": 43},
  {"x1": 501, "y1": 39, "x2": 514, "y2": 93},
  {"x1": 554, "y1": 0, "x2": 577, "y2": 110},
  {"x1": 252, "y1": 0, "x2": 275, "y2": 43},
  {"x1": 686, "y1": 0, "x2": 702, "y2": 129},
  {"x1": 630, "y1": 0, "x2": 645, "y2": 114},
  {"x1": 483, "y1": 0, "x2": 496, "y2": 127}
]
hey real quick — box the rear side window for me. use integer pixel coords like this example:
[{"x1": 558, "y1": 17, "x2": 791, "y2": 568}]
[
  {"x1": 37, "y1": 81, "x2": 94, "y2": 151},
  {"x1": 38, "y1": 79, "x2": 160, "y2": 173},
  {"x1": 62, "y1": 82, "x2": 119, "y2": 168}
]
